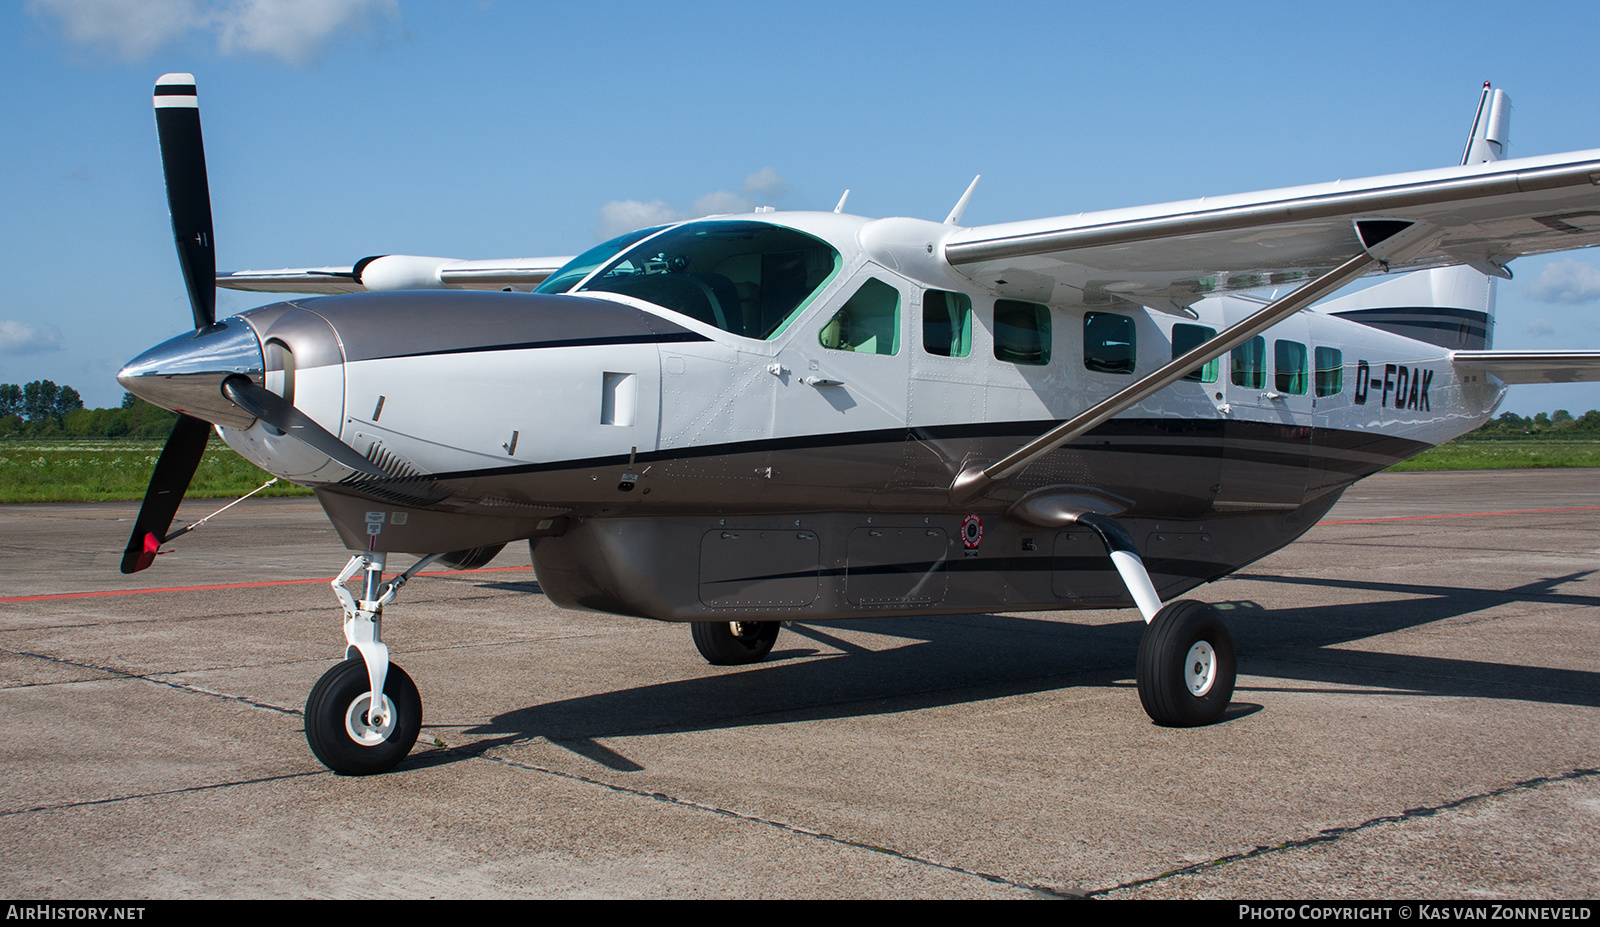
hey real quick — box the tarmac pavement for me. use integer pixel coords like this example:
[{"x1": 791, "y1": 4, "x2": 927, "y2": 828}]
[{"x1": 1, "y1": 469, "x2": 1598, "y2": 899}]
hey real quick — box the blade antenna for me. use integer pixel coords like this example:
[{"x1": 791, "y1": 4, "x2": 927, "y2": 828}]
[
  {"x1": 944, "y1": 175, "x2": 981, "y2": 225},
  {"x1": 833, "y1": 189, "x2": 850, "y2": 214}
]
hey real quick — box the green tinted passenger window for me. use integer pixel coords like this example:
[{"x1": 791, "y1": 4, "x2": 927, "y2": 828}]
[
  {"x1": 819, "y1": 278, "x2": 900, "y2": 355},
  {"x1": 1171, "y1": 323, "x2": 1218, "y2": 383},
  {"x1": 995, "y1": 300, "x2": 1052, "y2": 365},
  {"x1": 923, "y1": 290, "x2": 972, "y2": 357},
  {"x1": 1083, "y1": 312, "x2": 1134, "y2": 374},
  {"x1": 1315, "y1": 347, "x2": 1343, "y2": 397},
  {"x1": 1231, "y1": 336, "x2": 1266, "y2": 389},
  {"x1": 1275, "y1": 340, "x2": 1308, "y2": 394}
]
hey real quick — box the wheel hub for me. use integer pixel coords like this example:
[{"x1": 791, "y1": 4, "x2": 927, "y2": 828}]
[
  {"x1": 1184, "y1": 641, "x2": 1216, "y2": 696},
  {"x1": 344, "y1": 692, "x2": 397, "y2": 745}
]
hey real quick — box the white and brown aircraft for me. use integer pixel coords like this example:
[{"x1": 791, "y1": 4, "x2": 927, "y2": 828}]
[{"x1": 119, "y1": 76, "x2": 1600, "y2": 775}]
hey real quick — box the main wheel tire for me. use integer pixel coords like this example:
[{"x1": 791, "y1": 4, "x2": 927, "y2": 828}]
[
  {"x1": 1136, "y1": 599, "x2": 1236, "y2": 727},
  {"x1": 305, "y1": 657, "x2": 422, "y2": 775},
  {"x1": 438, "y1": 543, "x2": 505, "y2": 571},
  {"x1": 691, "y1": 620, "x2": 780, "y2": 665}
]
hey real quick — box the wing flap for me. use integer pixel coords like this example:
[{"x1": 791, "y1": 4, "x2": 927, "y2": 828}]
[{"x1": 1452, "y1": 350, "x2": 1600, "y2": 384}]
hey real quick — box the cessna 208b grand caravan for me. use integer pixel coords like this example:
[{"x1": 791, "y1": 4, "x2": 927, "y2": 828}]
[{"x1": 119, "y1": 75, "x2": 1600, "y2": 775}]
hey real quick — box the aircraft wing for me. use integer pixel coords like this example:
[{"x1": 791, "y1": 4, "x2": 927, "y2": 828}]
[
  {"x1": 218, "y1": 254, "x2": 575, "y2": 295},
  {"x1": 1451, "y1": 350, "x2": 1600, "y2": 384},
  {"x1": 945, "y1": 150, "x2": 1600, "y2": 313}
]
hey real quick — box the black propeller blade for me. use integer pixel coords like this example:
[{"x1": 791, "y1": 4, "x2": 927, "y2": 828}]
[
  {"x1": 120, "y1": 415, "x2": 212, "y2": 573},
  {"x1": 222, "y1": 377, "x2": 384, "y2": 476},
  {"x1": 122, "y1": 74, "x2": 220, "y2": 574},
  {"x1": 153, "y1": 74, "x2": 216, "y2": 331}
]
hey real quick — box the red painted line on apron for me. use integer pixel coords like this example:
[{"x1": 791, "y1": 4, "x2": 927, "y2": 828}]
[{"x1": 0, "y1": 565, "x2": 536, "y2": 603}]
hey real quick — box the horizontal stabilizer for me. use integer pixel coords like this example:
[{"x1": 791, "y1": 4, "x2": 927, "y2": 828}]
[{"x1": 1451, "y1": 349, "x2": 1600, "y2": 384}]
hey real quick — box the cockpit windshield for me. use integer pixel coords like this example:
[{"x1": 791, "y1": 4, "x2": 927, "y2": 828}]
[
  {"x1": 534, "y1": 226, "x2": 668, "y2": 295},
  {"x1": 574, "y1": 220, "x2": 841, "y2": 339}
]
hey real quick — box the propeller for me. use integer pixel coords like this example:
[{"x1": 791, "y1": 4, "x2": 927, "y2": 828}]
[
  {"x1": 222, "y1": 377, "x2": 384, "y2": 476},
  {"x1": 120, "y1": 74, "x2": 221, "y2": 574}
]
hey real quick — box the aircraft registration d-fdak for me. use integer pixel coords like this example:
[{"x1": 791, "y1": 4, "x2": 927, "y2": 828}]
[{"x1": 120, "y1": 74, "x2": 1600, "y2": 775}]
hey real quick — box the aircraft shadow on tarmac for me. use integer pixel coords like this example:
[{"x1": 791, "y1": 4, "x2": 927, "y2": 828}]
[{"x1": 420, "y1": 571, "x2": 1600, "y2": 773}]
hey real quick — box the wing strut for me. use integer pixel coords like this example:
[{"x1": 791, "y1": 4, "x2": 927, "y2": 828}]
[{"x1": 950, "y1": 251, "x2": 1378, "y2": 504}]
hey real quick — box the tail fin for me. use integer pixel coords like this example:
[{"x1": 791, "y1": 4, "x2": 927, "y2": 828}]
[
  {"x1": 1462, "y1": 83, "x2": 1512, "y2": 165},
  {"x1": 1318, "y1": 85, "x2": 1509, "y2": 349}
]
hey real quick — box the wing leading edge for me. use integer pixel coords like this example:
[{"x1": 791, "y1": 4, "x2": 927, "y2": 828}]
[{"x1": 945, "y1": 150, "x2": 1600, "y2": 312}]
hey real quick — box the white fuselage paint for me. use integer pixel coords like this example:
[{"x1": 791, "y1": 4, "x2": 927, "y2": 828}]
[{"x1": 218, "y1": 213, "x2": 1502, "y2": 495}]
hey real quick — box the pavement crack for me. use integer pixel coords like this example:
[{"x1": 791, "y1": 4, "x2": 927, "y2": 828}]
[
  {"x1": 0, "y1": 647, "x2": 301, "y2": 715},
  {"x1": 1088, "y1": 765, "x2": 1600, "y2": 898},
  {"x1": 477, "y1": 750, "x2": 1076, "y2": 898},
  {"x1": 0, "y1": 770, "x2": 324, "y2": 818}
]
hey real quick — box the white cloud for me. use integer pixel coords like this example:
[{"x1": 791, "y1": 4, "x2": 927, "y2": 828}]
[
  {"x1": 593, "y1": 170, "x2": 788, "y2": 240},
  {"x1": 29, "y1": 0, "x2": 399, "y2": 65},
  {"x1": 0, "y1": 321, "x2": 64, "y2": 356},
  {"x1": 214, "y1": 0, "x2": 398, "y2": 65},
  {"x1": 1525, "y1": 317, "x2": 1556, "y2": 336},
  {"x1": 1528, "y1": 259, "x2": 1600, "y2": 305},
  {"x1": 28, "y1": 0, "x2": 202, "y2": 61},
  {"x1": 690, "y1": 190, "x2": 754, "y2": 217},
  {"x1": 594, "y1": 199, "x2": 684, "y2": 240},
  {"x1": 742, "y1": 166, "x2": 788, "y2": 200}
]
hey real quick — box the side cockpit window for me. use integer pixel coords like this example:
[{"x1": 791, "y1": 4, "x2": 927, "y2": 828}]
[
  {"x1": 574, "y1": 221, "x2": 841, "y2": 339},
  {"x1": 820, "y1": 278, "x2": 900, "y2": 355}
]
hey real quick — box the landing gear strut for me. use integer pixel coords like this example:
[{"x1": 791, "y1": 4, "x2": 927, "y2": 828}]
[
  {"x1": 304, "y1": 552, "x2": 440, "y2": 775},
  {"x1": 1076, "y1": 513, "x2": 1237, "y2": 727}
]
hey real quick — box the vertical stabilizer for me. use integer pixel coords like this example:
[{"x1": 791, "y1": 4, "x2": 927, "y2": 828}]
[
  {"x1": 1462, "y1": 83, "x2": 1512, "y2": 165},
  {"x1": 1318, "y1": 86, "x2": 1509, "y2": 348}
]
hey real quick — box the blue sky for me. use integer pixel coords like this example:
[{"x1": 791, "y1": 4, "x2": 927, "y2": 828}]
[{"x1": 6, "y1": 0, "x2": 1600, "y2": 414}]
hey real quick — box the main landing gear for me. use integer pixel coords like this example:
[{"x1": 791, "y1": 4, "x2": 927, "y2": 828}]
[
  {"x1": 304, "y1": 552, "x2": 441, "y2": 775},
  {"x1": 691, "y1": 620, "x2": 781, "y2": 665},
  {"x1": 1076, "y1": 514, "x2": 1237, "y2": 727}
]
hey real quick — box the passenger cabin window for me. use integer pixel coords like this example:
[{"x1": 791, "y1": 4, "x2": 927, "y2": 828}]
[
  {"x1": 1315, "y1": 347, "x2": 1344, "y2": 397},
  {"x1": 1231, "y1": 336, "x2": 1266, "y2": 389},
  {"x1": 1083, "y1": 311, "x2": 1133, "y2": 374},
  {"x1": 1171, "y1": 323, "x2": 1219, "y2": 383},
  {"x1": 819, "y1": 278, "x2": 900, "y2": 355},
  {"x1": 923, "y1": 290, "x2": 973, "y2": 357},
  {"x1": 994, "y1": 300, "x2": 1051, "y2": 365},
  {"x1": 1275, "y1": 340, "x2": 1308, "y2": 395},
  {"x1": 574, "y1": 220, "x2": 841, "y2": 340}
]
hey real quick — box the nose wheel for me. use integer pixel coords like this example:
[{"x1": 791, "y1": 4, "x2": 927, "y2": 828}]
[
  {"x1": 304, "y1": 552, "x2": 443, "y2": 775},
  {"x1": 306, "y1": 657, "x2": 422, "y2": 775}
]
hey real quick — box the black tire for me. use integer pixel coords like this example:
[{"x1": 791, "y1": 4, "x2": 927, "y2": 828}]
[
  {"x1": 305, "y1": 657, "x2": 422, "y2": 775},
  {"x1": 691, "y1": 620, "x2": 780, "y2": 665},
  {"x1": 1136, "y1": 599, "x2": 1236, "y2": 727}
]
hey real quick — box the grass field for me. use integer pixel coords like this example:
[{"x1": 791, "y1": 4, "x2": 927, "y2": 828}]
[
  {"x1": 0, "y1": 440, "x2": 313, "y2": 503},
  {"x1": 4, "y1": 434, "x2": 1599, "y2": 504},
  {"x1": 1389, "y1": 437, "x2": 1600, "y2": 471}
]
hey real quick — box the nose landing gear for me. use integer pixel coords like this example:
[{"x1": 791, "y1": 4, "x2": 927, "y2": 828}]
[{"x1": 304, "y1": 552, "x2": 440, "y2": 775}]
